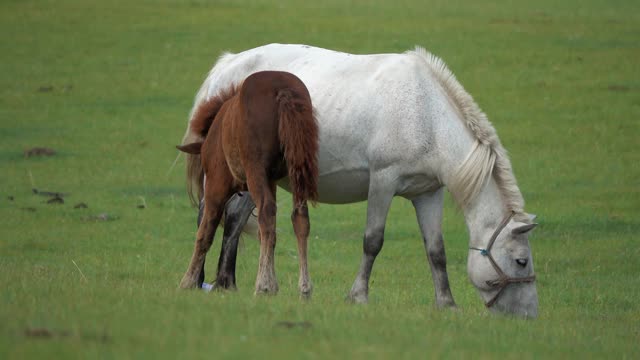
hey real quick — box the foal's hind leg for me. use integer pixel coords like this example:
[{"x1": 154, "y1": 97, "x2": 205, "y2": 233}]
[
  {"x1": 292, "y1": 203, "x2": 312, "y2": 299},
  {"x1": 247, "y1": 177, "x2": 279, "y2": 295},
  {"x1": 196, "y1": 198, "x2": 206, "y2": 286},
  {"x1": 179, "y1": 185, "x2": 232, "y2": 289}
]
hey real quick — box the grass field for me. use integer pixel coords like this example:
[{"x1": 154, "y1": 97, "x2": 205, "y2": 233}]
[{"x1": 1, "y1": 0, "x2": 639, "y2": 358}]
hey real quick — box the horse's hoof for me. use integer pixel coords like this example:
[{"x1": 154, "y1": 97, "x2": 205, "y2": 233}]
[
  {"x1": 211, "y1": 281, "x2": 237, "y2": 292},
  {"x1": 214, "y1": 275, "x2": 237, "y2": 290},
  {"x1": 345, "y1": 292, "x2": 368, "y2": 304},
  {"x1": 444, "y1": 304, "x2": 461, "y2": 313},
  {"x1": 435, "y1": 299, "x2": 458, "y2": 309}
]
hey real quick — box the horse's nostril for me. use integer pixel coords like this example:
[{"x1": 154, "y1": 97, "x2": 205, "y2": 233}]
[{"x1": 516, "y1": 258, "x2": 528, "y2": 267}]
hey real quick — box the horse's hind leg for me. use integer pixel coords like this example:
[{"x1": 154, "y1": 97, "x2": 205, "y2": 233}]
[
  {"x1": 412, "y1": 189, "x2": 456, "y2": 308},
  {"x1": 292, "y1": 203, "x2": 312, "y2": 299},
  {"x1": 179, "y1": 183, "x2": 232, "y2": 289},
  {"x1": 247, "y1": 176, "x2": 279, "y2": 295},
  {"x1": 347, "y1": 178, "x2": 394, "y2": 303}
]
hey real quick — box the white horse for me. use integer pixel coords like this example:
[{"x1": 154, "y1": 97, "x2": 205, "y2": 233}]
[{"x1": 180, "y1": 44, "x2": 539, "y2": 318}]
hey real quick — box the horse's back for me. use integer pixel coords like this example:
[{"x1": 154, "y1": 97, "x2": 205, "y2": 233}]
[{"x1": 204, "y1": 45, "x2": 470, "y2": 202}]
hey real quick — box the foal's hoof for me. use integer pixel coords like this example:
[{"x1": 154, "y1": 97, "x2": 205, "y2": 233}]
[
  {"x1": 179, "y1": 276, "x2": 199, "y2": 289},
  {"x1": 254, "y1": 284, "x2": 279, "y2": 296},
  {"x1": 299, "y1": 288, "x2": 313, "y2": 301},
  {"x1": 298, "y1": 281, "x2": 313, "y2": 300}
]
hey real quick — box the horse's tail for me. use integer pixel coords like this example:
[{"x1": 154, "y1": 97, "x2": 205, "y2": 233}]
[
  {"x1": 181, "y1": 86, "x2": 238, "y2": 206},
  {"x1": 276, "y1": 88, "x2": 319, "y2": 207}
]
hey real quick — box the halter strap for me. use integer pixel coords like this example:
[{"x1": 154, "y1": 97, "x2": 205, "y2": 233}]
[
  {"x1": 486, "y1": 211, "x2": 515, "y2": 253},
  {"x1": 469, "y1": 211, "x2": 536, "y2": 308}
]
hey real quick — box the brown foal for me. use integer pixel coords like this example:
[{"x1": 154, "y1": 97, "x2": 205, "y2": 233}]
[{"x1": 177, "y1": 71, "x2": 318, "y2": 297}]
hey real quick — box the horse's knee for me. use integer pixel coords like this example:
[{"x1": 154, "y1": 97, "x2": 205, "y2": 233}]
[
  {"x1": 363, "y1": 228, "x2": 384, "y2": 257},
  {"x1": 425, "y1": 233, "x2": 447, "y2": 269}
]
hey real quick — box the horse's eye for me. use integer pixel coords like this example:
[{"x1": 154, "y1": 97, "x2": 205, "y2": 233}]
[{"x1": 515, "y1": 258, "x2": 528, "y2": 267}]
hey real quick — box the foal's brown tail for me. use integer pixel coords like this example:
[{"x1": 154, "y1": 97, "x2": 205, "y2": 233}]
[{"x1": 276, "y1": 89, "x2": 319, "y2": 206}]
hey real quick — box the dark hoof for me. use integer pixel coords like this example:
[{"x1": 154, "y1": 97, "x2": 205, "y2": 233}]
[
  {"x1": 211, "y1": 282, "x2": 237, "y2": 292},
  {"x1": 214, "y1": 275, "x2": 237, "y2": 290}
]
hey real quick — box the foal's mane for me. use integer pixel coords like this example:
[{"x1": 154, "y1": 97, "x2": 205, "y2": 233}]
[
  {"x1": 181, "y1": 83, "x2": 240, "y2": 205},
  {"x1": 189, "y1": 84, "x2": 240, "y2": 138},
  {"x1": 409, "y1": 47, "x2": 528, "y2": 222}
]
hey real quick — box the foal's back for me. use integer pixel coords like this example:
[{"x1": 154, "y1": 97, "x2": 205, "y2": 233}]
[{"x1": 224, "y1": 71, "x2": 314, "y2": 182}]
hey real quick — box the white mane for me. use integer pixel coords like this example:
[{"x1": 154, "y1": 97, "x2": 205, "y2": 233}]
[{"x1": 409, "y1": 47, "x2": 527, "y2": 220}]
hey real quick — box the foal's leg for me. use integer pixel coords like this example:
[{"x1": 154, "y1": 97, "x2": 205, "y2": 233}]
[
  {"x1": 347, "y1": 178, "x2": 394, "y2": 303},
  {"x1": 179, "y1": 188, "x2": 231, "y2": 289},
  {"x1": 412, "y1": 189, "x2": 456, "y2": 308},
  {"x1": 247, "y1": 177, "x2": 279, "y2": 295},
  {"x1": 292, "y1": 203, "x2": 312, "y2": 299},
  {"x1": 197, "y1": 198, "x2": 206, "y2": 286}
]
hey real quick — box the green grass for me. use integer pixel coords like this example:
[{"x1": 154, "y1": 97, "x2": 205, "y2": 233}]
[{"x1": 1, "y1": 0, "x2": 639, "y2": 358}]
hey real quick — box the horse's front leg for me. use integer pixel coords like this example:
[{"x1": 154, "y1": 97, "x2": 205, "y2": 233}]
[
  {"x1": 412, "y1": 189, "x2": 456, "y2": 308},
  {"x1": 179, "y1": 185, "x2": 232, "y2": 289},
  {"x1": 292, "y1": 203, "x2": 312, "y2": 299},
  {"x1": 213, "y1": 192, "x2": 255, "y2": 290}
]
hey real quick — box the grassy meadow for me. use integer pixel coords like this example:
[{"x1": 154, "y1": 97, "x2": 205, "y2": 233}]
[{"x1": 1, "y1": 0, "x2": 639, "y2": 358}]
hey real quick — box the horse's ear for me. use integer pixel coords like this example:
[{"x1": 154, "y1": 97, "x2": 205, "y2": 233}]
[
  {"x1": 176, "y1": 142, "x2": 202, "y2": 154},
  {"x1": 511, "y1": 223, "x2": 537, "y2": 235}
]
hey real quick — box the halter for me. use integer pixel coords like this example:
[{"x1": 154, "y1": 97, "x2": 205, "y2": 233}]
[{"x1": 469, "y1": 211, "x2": 536, "y2": 308}]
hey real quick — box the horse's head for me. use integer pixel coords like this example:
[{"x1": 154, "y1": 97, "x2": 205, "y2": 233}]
[{"x1": 467, "y1": 214, "x2": 538, "y2": 318}]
